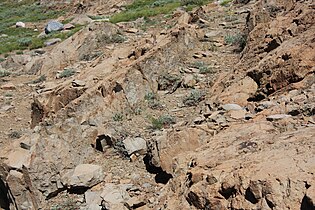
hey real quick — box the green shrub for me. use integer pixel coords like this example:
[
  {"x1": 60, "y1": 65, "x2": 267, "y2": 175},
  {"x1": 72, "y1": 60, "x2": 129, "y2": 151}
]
[
  {"x1": 59, "y1": 69, "x2": 75, "y2": 78},
  {"x1": 17, "y1": 37, "x2": 32, "y2": 47},
  {"x1": 0, "y1": 69, "x2": 11, "y2": 77},
  {"x1": 180, "y1": 0, "x2": 205, "y2": 6},
  {"x1": 191, "y1": 61, "x2": 213, "y2": 74},
  {"x1": 8, "y1": 131, "x2": 21, "y2": 139},
  {"x1": 220, "y1": 0, "x2": 233, "y2": 6},
  {"x1": 145, "y1": 92, "x2": 163, "y2": 109},
  {"x1": 224, "y1": 33, "x2": 247, "y2": 49},
  {"x1": 113, "y1": 112, "x2": 124, "y2": 121},
  {"x1": 150, "y1": 114, "x2": 175, "y2": 130},
  {"x1": 30, "y1": 75, "x2": 46, "y2": 84},
  {"x1": 183, "y1": 89, "x2": 205, "y2": 106}
]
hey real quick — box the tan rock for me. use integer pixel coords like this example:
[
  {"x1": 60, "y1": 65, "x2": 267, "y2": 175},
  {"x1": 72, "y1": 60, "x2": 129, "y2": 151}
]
[
  {"x1": 69, "y1": 164, "x2": 104, "y2": 187},
  {"x1": 1, "y1": 82, "x2": 16, "y2": 90}
]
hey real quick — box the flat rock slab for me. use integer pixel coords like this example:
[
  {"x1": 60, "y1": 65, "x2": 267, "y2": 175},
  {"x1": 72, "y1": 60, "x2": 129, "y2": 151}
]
[
  {"x1": 5, "y1": 148, "x2": 31, "y2": 169},
  {"x1": 222, "y1": 103, "x2": 243, "y2": 111},
  {"x1": 123, "y1": 137, "x2": 147, "y2": 155},
  {"x1": 266, "y1": 114, "x2": 291, "y2": 121},
  {"x1": 70, "y1": 164, "x2": 104, "y2": 188},
  {"x1": 44, "y1": 38, "x2": 61, "y2": 46}
]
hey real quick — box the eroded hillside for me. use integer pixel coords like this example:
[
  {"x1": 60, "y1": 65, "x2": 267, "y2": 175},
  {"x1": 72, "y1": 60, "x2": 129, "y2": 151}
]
[{"x1": 0, "y1": 0, "x2": 314, "y2": 209}]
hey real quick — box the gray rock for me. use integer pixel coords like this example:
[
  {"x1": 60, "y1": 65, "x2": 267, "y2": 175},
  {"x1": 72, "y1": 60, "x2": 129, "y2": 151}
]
[
  {"x1": 266, "y1": 114, "x2": 291, "y2": 121},
  {"x1": 123, "y1": 137, "x2": 147, "y2": 155},
  {"x1": 44, "y1": 38, "x2": 61, "y2": 46},
  {"x1": 45, "y1": 21, "x2": 64, "y2": 34},
  {"x1": 222, "y1": 103, "x2": 243, "y2": 111},
  {"x1": 69, "y1": 164, "x2": 104, "y2": 188}
]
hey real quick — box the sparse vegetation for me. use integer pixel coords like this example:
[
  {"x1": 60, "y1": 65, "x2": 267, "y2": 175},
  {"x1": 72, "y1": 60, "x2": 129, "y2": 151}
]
[
  {"x1": 30, "y1": 75, "x2": 46, "y2": 84},
  {"x1": 58, "y1": 69, "x2": 75, "y2": 78},
  {"x1": 0, "y1": 0, "x2": 65, "y2": 54},
  {"x1": 50, "y1": 196, "x2": 78, "y2": 210},
  {"x1": 183, "y1": 89, "x2": 205, "y2": 106},
  {"x1": 4, "y1": 93, "x2": 13, "y2": 97},
  {"x1": 113, "y1": 112, "x2": 124, "y2": 121},
  {"x1": 149, "y1": 114, "x2": 176, "y2": 130},
  {"x1": 191, "y1": 61, "x2": 213, "y2": 74},
  {"x1": 110, "y1": 0, "x2": 212, "y2": 23},
  {"x1": 158, "y1": 73, "x2": 181, "y2": 92},
  {"x1": 220, "y1": 0, "x2": 233, "y2": 6},
  {"x1": 224, "y1": 33, "x2": 247, "y2": 50},
  {"x1": 0, "y1": 0, "x2": 83, "y2": 54},
  {"x1": 8, "y1": 131, "x2": 22, "y2": 139},
  {"x1": 0, "y1": 69, "x2": 11, "y2": 77},
  {"x1": 145, "y1": 92, "x2": 163, "y2": 109}
]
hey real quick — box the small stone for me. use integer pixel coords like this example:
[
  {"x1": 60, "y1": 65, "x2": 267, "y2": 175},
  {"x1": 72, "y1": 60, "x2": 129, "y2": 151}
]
[
  {"x1": 222, "y1": 103, "x2": 243, "y2": 111},
  {"x1": 63, "y1": 23, "x2": 75, "y2": 30},
  {"x1": 44, "y1": 38, "x2": 61, "y2": 46},
  {"x1": 130, "y1": 154, "x2": 137, "y2": 162},
  {"x1": 1, "y1": 105, "x2": 14, "y2": 112},
  {"x1": 125, "y1": 28, "x2": 138, "y2": 33},
  {"x1": 266, "y1": 114, "x2": 291, "y2": 121},
  {"x1": 194, "y1": 116, "x2": 205, "y2": 124},
  {"x1": 0, "y1": 34, "x2": 8, "y2": 38},
  {"x1": 72, "y1": 80, "x2": 85, "y2": 87},
  {"x1": 182, "y1": 74, "x2": 197, "y2": 88},
  {"x1": 1, "y1": 82, "x2": 16, "y2": 90},
  {"x1": 9, "y1": 170, "x2": 23, "y2": 179},
  {"x1": 16, "y1": 21, "x2": 25, "y2": 28},
  {"x1": 123, "y1": 137, "x2": 147, "y2": 155}
]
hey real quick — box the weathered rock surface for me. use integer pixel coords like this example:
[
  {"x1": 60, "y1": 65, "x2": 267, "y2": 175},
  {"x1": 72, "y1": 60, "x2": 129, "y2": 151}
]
[
  {"x1": 45, "y1": 21, "x2": 63, "y2": 34},
  {"x1": 67, "y1": 164, "x2": 104, "y2": 188},
  {"x1": 0, "y1": 0, "x2": 314, "y2": 209}
]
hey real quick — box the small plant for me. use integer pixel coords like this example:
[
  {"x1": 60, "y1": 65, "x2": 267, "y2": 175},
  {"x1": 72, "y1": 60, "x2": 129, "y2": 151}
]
[
  {"x1": 8, "y1": 131, "x2": 21, "y2": 139},
  {"x1": 113, "y1": 112, "x2": 124, "y2": 121},
  {"x1": 0, "y1": 69, "x2": 11, "y2": 77},
  {"x1": 145, "y1": 92, "x2": 163, "y2": 110},
  {"x1": 183, "y1": 89, "x2": 205, "y2": 106},
  {"x1": 134, "y1": 107, "x2": 142, "y2": 115},
  {"x1": 59, "y1": 69, "x2": 75, "y2": 78},
  {"x1": 100, "y1": 33, "x2": 126, "y2": 44},
  {"x1": 16, "y1": 51, "x2": 23, "y2": 55},
  {"x1": 144, "y1": 92, "x2": 157, "y2": 101},
  {"x1": 224, "y1": 33, "x2": 247, "y2": 50},
  {"x1": 17, "y1": 37, "x2": 32, "y2": 47},
  {"x1": 30, "y1": 75, "x2": 46, "y2": 84},
  {"x1": 0, "y1": 58, "x2": 5, "y2": 62},
  {"x1": 220, "y1": 0, "x2": 233, "y2": 6},
  {"x1": 181, "y1": 0, "x2": 205, "y2": 6},
  {"x1": 4, "y1": 93, "x2": 13, "y2": 97},
  {"x1": 50, "y1": 196, "x2": 78, "y2": 210},
  {"x1": 158, "y1": 73, "x2": 181, "y2": 92},
  {"x1": 150, "y1": 114, "x2": 175, "y2": 130},
  {"x1": 191, "y1": 61, "x2": 213, "y2": 74}
]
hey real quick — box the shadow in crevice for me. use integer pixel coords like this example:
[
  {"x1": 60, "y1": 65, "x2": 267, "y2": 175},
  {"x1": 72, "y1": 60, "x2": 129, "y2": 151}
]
[{"x1": 143, "y1": 154, "x2": 173, "y2": 184}]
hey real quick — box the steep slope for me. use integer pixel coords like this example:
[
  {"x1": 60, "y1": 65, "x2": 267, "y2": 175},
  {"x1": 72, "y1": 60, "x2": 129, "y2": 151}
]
[{"x1": 0, "y1": 0, "x2": 314, "y2": 209}]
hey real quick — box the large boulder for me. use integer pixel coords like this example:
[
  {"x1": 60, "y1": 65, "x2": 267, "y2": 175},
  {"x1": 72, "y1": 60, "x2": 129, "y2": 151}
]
[
  {"x1": 45, "y1": 21, "x2": 64, "y2": 34},
  {"x1": 68, "y1": 164, "x2": 104, "y2": 188}
]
